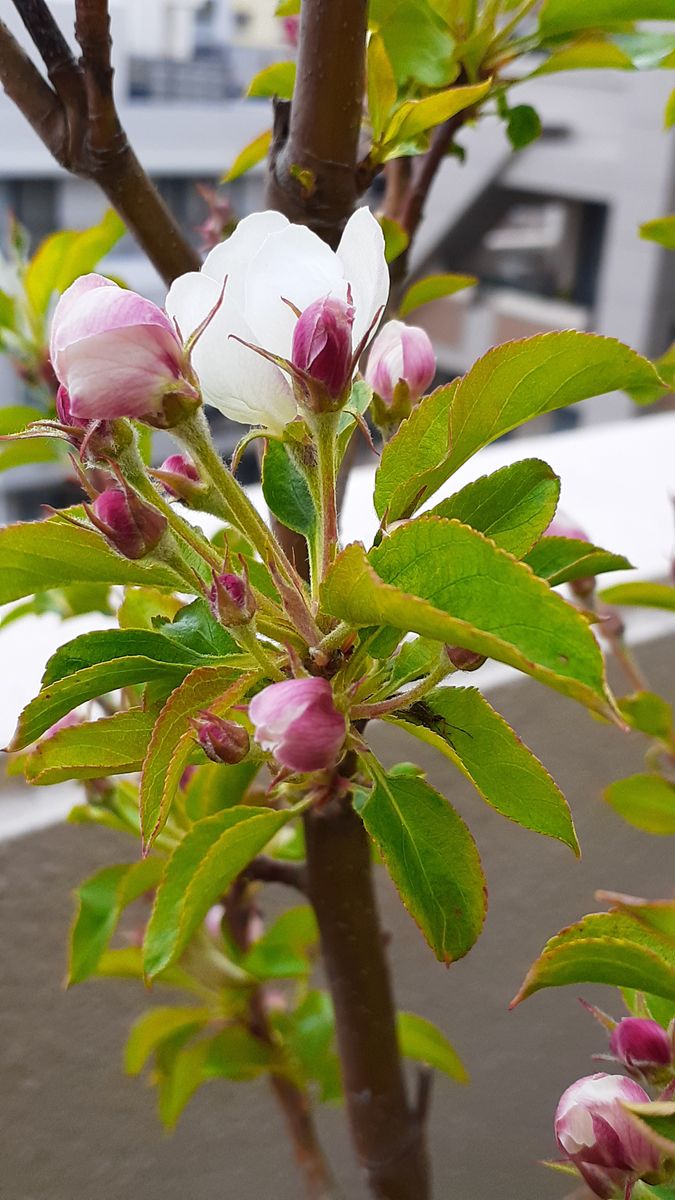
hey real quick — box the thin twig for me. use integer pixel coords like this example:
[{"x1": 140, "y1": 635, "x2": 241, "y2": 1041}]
[{"x1": 242, "y1": 855, "x2": 308, "y2": 893}]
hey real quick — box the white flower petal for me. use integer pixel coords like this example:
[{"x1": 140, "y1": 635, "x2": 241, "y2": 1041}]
[
  {"x1": 244, "y1": 224, "x2": 346, "y2": 358},
  {"x1": 337, "y1": 206, "x2": 390, "y2": 346},
  {"x1": 201, "y1": 211, "x2": 289, "y2": 308},
  {"x1": 165, "y1": 271, "x2": 221, "y2": 342}
]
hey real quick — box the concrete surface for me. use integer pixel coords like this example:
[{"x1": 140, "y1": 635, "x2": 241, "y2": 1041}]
[{"x1": 1, "y1": 634, "x2": 674, "y2": 1199}]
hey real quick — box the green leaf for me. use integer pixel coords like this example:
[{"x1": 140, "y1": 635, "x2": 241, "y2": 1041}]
[
  {"x1": 613, "y1": 32, "x2": 675, "y2": 70},
  {"x1": 43, "y1": 628, "x2": 226, "y2": 685},
  {"x1": 391, "y1": 685, "x2": 579, "y2": 853},
  {"x1": 599, "y1": 582, "x2": 675, "y2": 612},
  {"x1": 159, "y1": 598, "x2": 239, "y2": 658},
  {"x1": 428, "y1": 459, "x2": 560, "y2": 559},
  {"x1": 623, "y1": 1102, "x2": 675, "y2": 1157},
  {"x1": 666, "y1": 88, "x2": 675, "y2": 129},
  {"x1": 11, "y1": 658, "x2": 187, "y2": 751},
  {"x1": 399, "y1": 272, "x2": 477, "y2": 317},
  {"x1": 397, "y1": 1011, "x2": 468, "y2": 1083},
  {"x1": 118, "y1": 586, "x2": 182, "y2": 630},
  {"x1": 247, "y1": 60, "x2": 296, "y2": 99},
  {"x1": 204, "y1": 1026, "x2": 273, "y2": 1080},
  {"x1": 367, "y1": 32, "x2": 397, "y2": 140},
  {"x1": 512, "y1": 911, "x2": 675, "y2": 1007},
  {"x1": 143, "y1": 805, "x2": 296, "y2": 977},
  {"x1": 337, "y1": 380, "x2": 373, "y2": 463},
  {"x1": 125, "y1": 1007, "x2": 212, "y2": 1076},
  {"x1": 381, "y1": 79, "x2": 491, "y2": 153},
  {"x1": 534, "y1": 38, "x2": 633, "y2": 75},
  {"x1": 224, "y1": 129, "x2": 272, "y2": 182},
  {"x1": 389, "y1": 637, "x2": 441, "y2": 688},
  {"x1": 539, "y1": 0, "x2": 675, "y2": 37},
  {"x1": 94, "y1": 947, "x2": 196, "y2": 990},
  {"x1": 524, "y1": 536, "x2": 632, "y2": 586},
  {"x1": 0, "y1": 513, "x2": 186, "y2": 604},
  {"x1": 184, "y1": 760, "x2": 261, "y2": 820},
  {"x1": 374, "y1": 333, "x2": 661, "y2": 522},
  {"x1": 274, "y1": 990, "x2": 341, "y2": 1103},
  {"x1": 322, "y1": 519, "x2": 613, "y2": 715},
  {"x1": 602, "y1": 893, "x2": 675, "y2": 942},
  {"x1": 604, "y1": 774, "x2": 675, "y2": 835},
  {"x1": 11, "y1": 627, "x2": 247, "y2": 752},
  {"x1": 140, "y1": 667, "x2": 255, "y2": 850},
  {"x1": 622, "y1": 988, "x2": 675, "y2": 1030},
  {"x1": 23, "y1": 709, "x2": 155, "y2": 785},
  {"x1": 359, "y1": 765, "x2": 486, "y2": 962},
  {"x1": 69, "y1": 858, "x2": 164, "y2": 984},
  {"x1": 640, "y1": 215, "x2": 675, "y2": 251},
  {"x1": 506, "y1": 104, "x2": 542, "y2": 150},
  {"x1": 370, "y1": 0, "x2": 457, "y2": 87},
  {"x1": 0, "y1": 405, "x2": 45, "y2": 435},
  {"x1": 261, "y1": 439, "x2": 315, "y2": 538},
  {"x1": 24, "y1": 209, "x2": 125, "y2": 316},
  {"x1": 242, "y1": 906, "x2": 318, "y2": 980},
  {"x1": 157, "y1": 1040, "x2": 210, "y2": 1129},
  {"x1": 379, "y1": 216, "x2": 410, "y2": 264},
  {"x1": 618, "y1": 692, "x2": 672, "y2": 740}
]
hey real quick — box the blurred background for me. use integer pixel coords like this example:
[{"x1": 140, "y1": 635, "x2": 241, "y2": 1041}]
[{"x1": 1, "y1": 4, "x2": 674, "y2": 1199}]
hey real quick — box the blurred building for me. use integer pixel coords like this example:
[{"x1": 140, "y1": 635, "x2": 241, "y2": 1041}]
[{"x1": 0, "y1": 0, "x2": 673, "y2": 520}]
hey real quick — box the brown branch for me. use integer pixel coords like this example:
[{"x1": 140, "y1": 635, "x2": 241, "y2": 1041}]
[
  {"x1": 0, "y1": 18, "x2": 66, "y2": 156},
  {"x1": 266, "y1": 0, "x2": 368, "y2": 246},
  {"x1": 304, "y1": 797, "x2": 429, "y2": 1200},
  {"x1": 241, "y1": 855, "x2": 308, "y2": 893},
  {"x1": 2, "y1": 1, "x2": 199, "y2": 283},
  {"x1": 399, "y1": 111, "x2": 467, "y2": 244}
]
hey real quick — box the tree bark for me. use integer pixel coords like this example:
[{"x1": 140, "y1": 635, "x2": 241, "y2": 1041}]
[
  {"x1": 304, "y1": 799, "x2": 430, "y2": 1200},
  {"x1": 266, "y1": 0, "x2": 367, "y2": 247},
  {"x1": 2, "y1": 1, "x2": 199, "y2": 284}
]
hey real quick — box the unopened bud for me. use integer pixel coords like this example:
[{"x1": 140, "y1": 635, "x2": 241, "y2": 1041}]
[
  {"x1": 209, "y1": 569, "x2": 256, "y2": 627},
  {"x1": 50, "y1": 274, "x2": 200, "y2": 428},
  {"x1": 155, "y1": 454, "x2": 203, "y2": 503},
  {"x1": 192, "y1": 711, "x2": 250, "y2": 764},
  {"x1": 292, "y1": 295, "x2": 355, "y2": 403},
  {"x1": 366, "y1": 320, "x2": 436, "y2": 406},
  {"x1": 249, "y1": 677, "x2": 346, "y2": 773},
  {"x1": 555, "y1": 1073, "x2": 661, "y2": 1198},
  {"x1": 86, "y1": 485, "x2": 167, "y2": 560},
  {"x1": 609, "y1": 1018, "x2": 672, "y2": 1076},
  {"x1": 445, "y1": 645, "x2": 486, "y2": 672}
]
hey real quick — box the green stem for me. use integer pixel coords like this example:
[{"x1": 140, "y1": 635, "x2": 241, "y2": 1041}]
[
  {"x1": 307, "y1": 411, "x2": 340, "y2": 599},
  {"x1": 118, "y1": 441, "x2": 222, "y2": 573},
  {"x1": 175, "y1": 411, "x2": 313, "y2": 613},
  {"x1": 233, "y1": 622, "x2": 285, "y2": 681},
  {"x1": 351, "y1": 654, "x2": 452, "y2": 720}
]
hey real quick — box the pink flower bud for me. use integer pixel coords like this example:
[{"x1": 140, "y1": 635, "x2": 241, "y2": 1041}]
[
  {"x1": 87, "y1": 485, "x2": 167, "y2": 560},
  {"x1": 155, "y1": 454, "x2": 203, "y2": 502},
  {"x1": 248, "y1": 677, "x2": 347, "y2": 773},
  {"x1": 192, "y1": 712, "x2": 250, "y2": 765},
  {"x1": 365, "y1": 320, "x2": 436, "y2": 404},
  {"x1": 209, "y1": 570, "x2": 256, "y2": 627},
  {"x1": 555, "y1": 1073, "x2": 661, "y2": 1198},
  {"x1": 292, "y1": 295, "x2": 355, "y2": 400},
  {"x1": 205, "y1": 903, "x2": 225, "y2": 939},
  {"x1": 609, "y1": 1018, "x2": 672, "y2": 1074},
  {"x1": 281, "y1": 15, "x2": 300, "y2": 46},
  {"x1": 445, "y1": 645, "x2": 486, "y2": 672},
  {"x1": 545, "y1": 516, "x2": 589, "y2": 543},
  {"x1": 50, "y1": 274, "x2": 198, "y2": 426}
]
